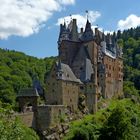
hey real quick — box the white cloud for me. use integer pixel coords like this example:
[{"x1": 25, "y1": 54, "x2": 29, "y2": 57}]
[
  {"x1": 58, "y1": 0, "x2": 75, "y2": 5},
  {"x1": 56, "y1": 10, "x2": 101, "y2": 29},
  {"x1": 118, "y1": 14, "x2": 140, "y2": 30},
  {"x1": 56, "y1": 11, "x2": 116, "y2": 35},
  {"x1": 0, "y1": 0, "x2": 76, "y2": 39}
]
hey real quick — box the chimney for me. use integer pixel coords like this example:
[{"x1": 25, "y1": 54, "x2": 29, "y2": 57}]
[
  {"x1": 80, "y1": 28, "x2": 84, "y2": 33},
  {"x1": 73, "y1": 19, "x2": 76, "y2": 25}
]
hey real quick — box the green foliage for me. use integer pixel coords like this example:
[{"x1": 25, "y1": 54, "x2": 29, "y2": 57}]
[
  {"x1": 64, "y1": 99, "x2": 140, "y2": 140},
  {"x1": 99, "y1": 104, "x2": 138, "y2": 140},
  {"x1": 71, "y1": 127, "x2": 89, "y2": 140},
  {"x1": 118, "y1": 27, "x2": 140, "y2": 91},
  {"x1": 0, "y1": 102, "x2": 39, "y2": 140},
  {"x1": 123, "y1": 81, "x2": 139, "y2": 96},
  {"x1": 99, "y1": 99, "x2": 140, "y2": 140},
  {"x1": 0, "y1": 48, "x2": 55, "y2": 108}
]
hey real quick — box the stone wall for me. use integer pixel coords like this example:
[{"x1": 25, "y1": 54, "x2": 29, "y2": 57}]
[
  {"x1": 45, "y1": 65, "x2": 79, "y2": 112},
  {"x1": 85, "y1": 41, "x2": 98, "y2": 65},
  {"x1": 114, "y1": 58, "x2": 123, "y2": 95},
  {"x1": 16, "y1": 112, "x2": 34, "y2": 127},
  {"x1": 62, "y1": 81, "x2": 79, "y2": 111},
  {"x1": 59, "y1": 40, "x2": 80, "y2": 66},
  {"x1": 36, "y1": 105, "x2": 65, "y2": 131},
  {"x1": 45, "y1": 67, "x2": 63, "y2": 105},
  {"x1": 85, "y1": 83, "x2": 98, "y2": 113},
  {"x1": 103, "y1": 55, "x2": 123, "y2": 98}
]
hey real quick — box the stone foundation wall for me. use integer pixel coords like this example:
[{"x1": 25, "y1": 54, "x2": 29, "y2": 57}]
[
  {"x1": 36, "y1": 105, "x2": 65, "y2": 131},
  {"x1": 16, "y1": 112, "x2": 34, "y2": 127},
  {"x1": 62, "y1": 81, "x2": 79, "y2": 111}
]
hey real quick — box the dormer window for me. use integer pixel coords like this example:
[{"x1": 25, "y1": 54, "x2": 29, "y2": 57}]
[{"x1": 56, "y1": 73, "x2": 62, "y2": 77}]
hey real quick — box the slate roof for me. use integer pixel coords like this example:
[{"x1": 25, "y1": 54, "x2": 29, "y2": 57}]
[
  {"x1": 56, "y1": 61, "x2": 82, "y2": 84},
  {"x1": 80, "y1": 58, "x2": 94, "y2": 82},
  {"x1": 72, "y1": 45, "x2": 90, "y2": 63},
  {"x1": 70, "y1": 45, "x2": 94, "y2": 82},
  {"x1": 17, "y1": 88, "x2": 39, "y2": 97}
]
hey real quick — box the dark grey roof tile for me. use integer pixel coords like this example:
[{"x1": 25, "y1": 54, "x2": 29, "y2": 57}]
[
  {"x1": 56, "y1": 62, "x2": 82, "y2": 84},
  {"x1": 17, "y1": 88, "x2": 39, "y2": 97}
]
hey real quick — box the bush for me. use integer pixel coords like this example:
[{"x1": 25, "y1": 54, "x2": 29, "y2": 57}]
[
  {"x1": 0, "y1": 102, "x2": 40, "y2": 140},
  {"x1": 64, "y1": 99, "x2": 140, "y2": 140}
]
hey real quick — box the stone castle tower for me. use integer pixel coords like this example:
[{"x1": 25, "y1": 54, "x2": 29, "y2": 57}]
[
  {"x1": 57, "y1": 18, "x2": 123, "y2": 113},
  {"x1": 16, "y1": 17, "x2": 123, "y2": 132}
]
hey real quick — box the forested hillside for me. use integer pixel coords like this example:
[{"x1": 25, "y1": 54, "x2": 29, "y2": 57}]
[
  {"x1": 0, "y1": 49, "x2": 54, "y2": 140},
  {"x1": 0, "y1": 27, "x2": 140, "y2": 108},
  {"x1": 117, "y1": 26, "x2": 140, "y2": 95},
  {"x1": 0, "y1": 48, "x2": 55, "y2": 108}
]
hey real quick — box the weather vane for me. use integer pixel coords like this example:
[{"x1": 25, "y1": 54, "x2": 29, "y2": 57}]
[
  {"x1": 85, "y1": 10, "x2": 89, "y2": 20},
  {"x1": 70, "y1": 14, "x2": 72, "y2": 20}
]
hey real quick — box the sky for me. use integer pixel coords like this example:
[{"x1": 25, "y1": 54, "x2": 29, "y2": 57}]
[{"x1": 0, "y1": 0, "x2": 140, "y2": 58}]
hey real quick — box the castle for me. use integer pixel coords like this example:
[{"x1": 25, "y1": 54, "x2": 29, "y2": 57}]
[
  {"x1": 45, "y1": 18, "x2": 123, "y2": 113},
  {"x1": 17, "y1": 18, "x2": 123, "y2": 132}
]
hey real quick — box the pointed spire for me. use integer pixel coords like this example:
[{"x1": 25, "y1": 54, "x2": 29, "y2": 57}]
[
  {"x1": 85, "y1": 10, "x2": 89, "y2": 20},
  {"x1": 85, "y1": 10, "x2": 92, "y2": 32},
  {"x1": 81, "y1": 18, "x2": 93, "y2": 41},
  {"x1": 85, "y1": 18, "x2": 92, "y2": 33},
  {"x1": 58, "y1": 58, "x2": 62, "y2": 70},
  {"x1": 64, "y1": 19, "x2": 66, "y2": 28}
]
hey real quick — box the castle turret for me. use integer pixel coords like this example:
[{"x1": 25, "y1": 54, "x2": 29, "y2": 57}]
[
  {"x1": 58, "y1": 22, "x2": 70, "y2": 46},
  {"x1": 70, "y1": 19, "x2": 78, "y2": 41},
  {"x1": 80, "y1": 19, "x2": 94, "y2": 42},
  {"x1": 56, "y1": 59, "x2": 64, "y2": 79}
]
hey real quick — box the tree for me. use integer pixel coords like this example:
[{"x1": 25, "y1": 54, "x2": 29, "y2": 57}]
[{"x1": 99, "y1": 102, "x2": 140, "y2": 140}]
